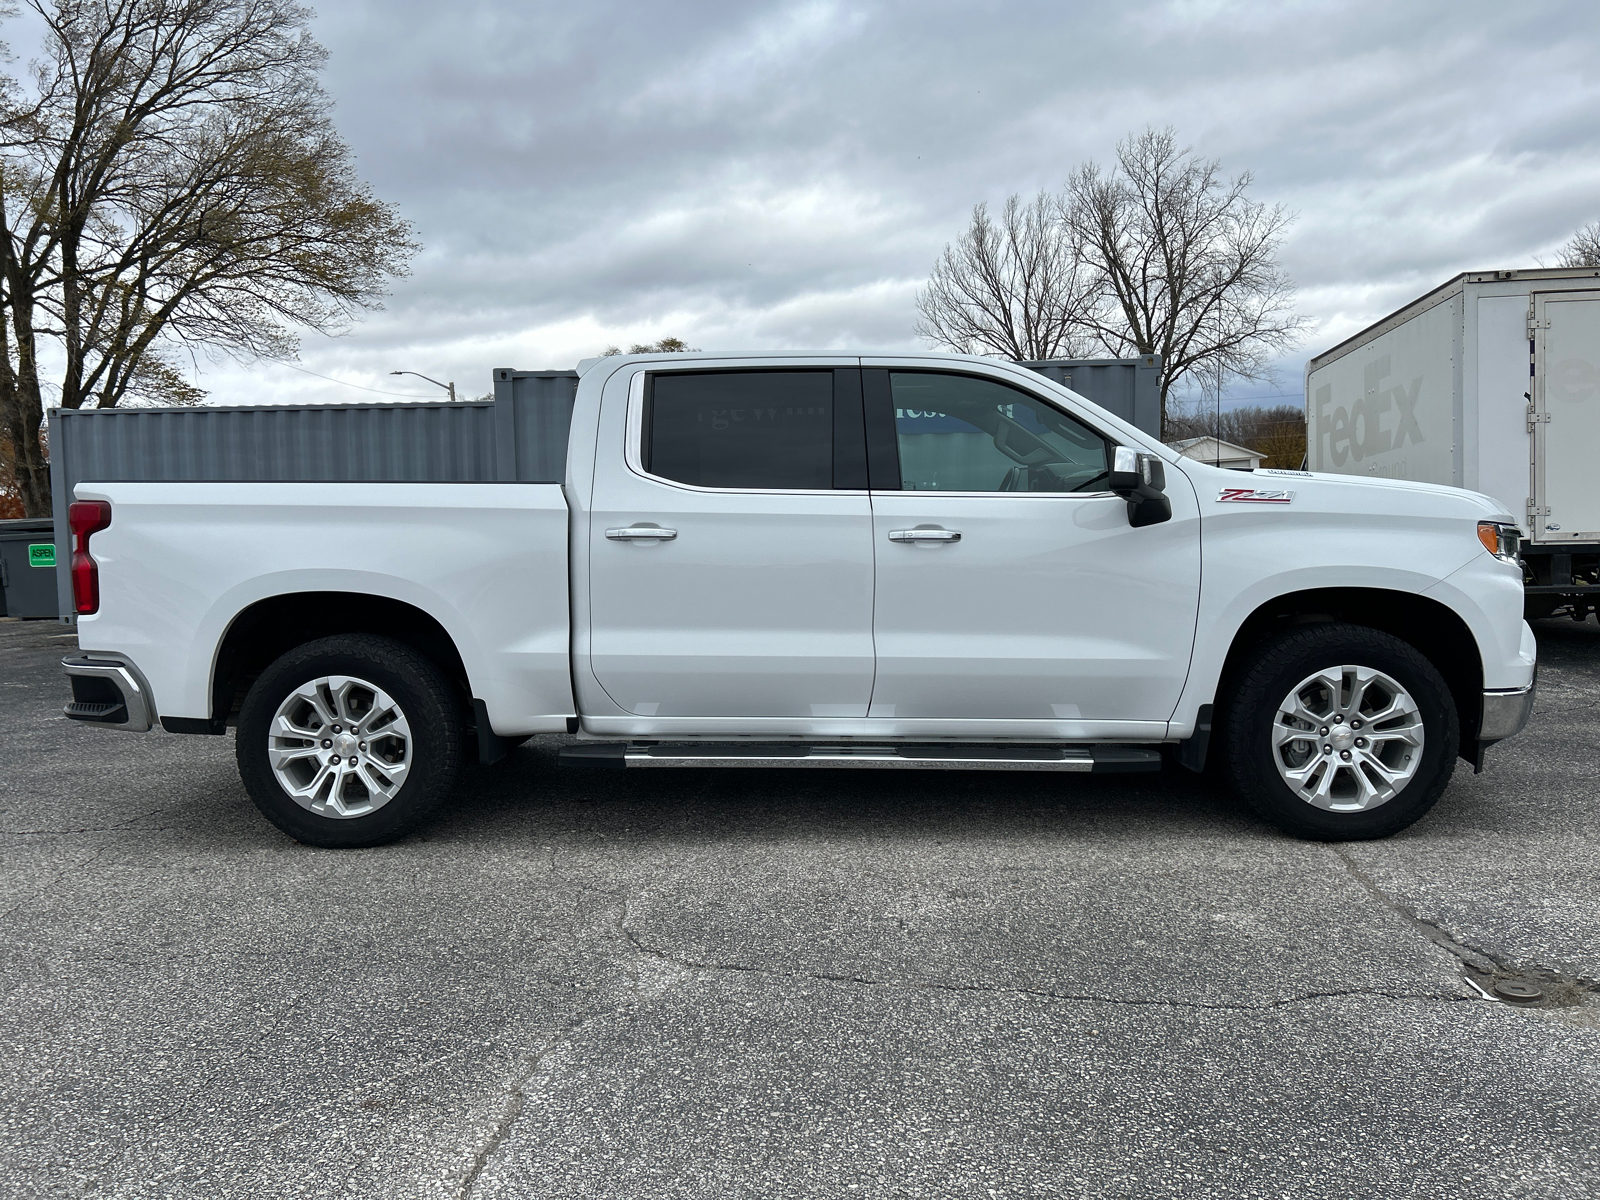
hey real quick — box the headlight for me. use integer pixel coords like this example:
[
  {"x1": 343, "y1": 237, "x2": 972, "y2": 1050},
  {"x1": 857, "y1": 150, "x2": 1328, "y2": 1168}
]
[{"x1": 1477, "y1": 521, "x2": 1521, "y2": 563}]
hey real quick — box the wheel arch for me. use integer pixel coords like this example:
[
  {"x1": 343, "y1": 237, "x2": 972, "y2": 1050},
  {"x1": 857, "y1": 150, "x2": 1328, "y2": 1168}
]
[
  {"x1": 206, "y1": 591, "x2": 472, "y2": 729},
  {"x1": 1212, "y1": 587, "x2": 1484, "y2": 762}
]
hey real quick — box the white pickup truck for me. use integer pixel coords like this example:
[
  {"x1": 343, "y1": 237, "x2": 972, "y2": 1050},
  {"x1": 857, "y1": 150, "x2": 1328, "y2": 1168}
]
[{"x1": 59, "y1": 352, "x2": 1537, "y2": 847}]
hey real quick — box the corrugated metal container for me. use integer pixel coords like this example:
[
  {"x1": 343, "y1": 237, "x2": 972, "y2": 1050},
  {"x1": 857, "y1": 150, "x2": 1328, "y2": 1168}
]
[
  {"x1": 489, "y1": 368, "x2": 582, "y2": 483},
  {"x1": 1016, "y1": 356, "x2": 1162, "y2": 437},
  {"x1": 52, "y1": 401, "x2": 501, "y2": 484},
  {"x1": 46, "y1": 369, "x2": 578, "y2": 618}
]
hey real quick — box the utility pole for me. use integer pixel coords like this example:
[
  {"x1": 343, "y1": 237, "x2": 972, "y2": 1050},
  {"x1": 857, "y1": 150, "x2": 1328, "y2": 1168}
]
[
  {"x1": 1215, "y1": 353, "x2": 1223, "y2": 466},
  {"x1": 1213, "y1": 302, "x2": 1224, "y2": 466}
]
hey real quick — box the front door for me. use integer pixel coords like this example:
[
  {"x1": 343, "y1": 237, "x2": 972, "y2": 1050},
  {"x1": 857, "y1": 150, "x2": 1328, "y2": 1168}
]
[
  {"x1": 587, "y1": 365, "x2": 877, "y2": 719},
  {"x1": 863, "y1": 364, "x2": 1200, "y2": 730}
]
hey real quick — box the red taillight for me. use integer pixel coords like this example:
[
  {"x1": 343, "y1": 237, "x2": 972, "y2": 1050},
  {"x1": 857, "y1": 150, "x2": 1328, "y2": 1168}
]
[{"x1": 68, "y1": 501, "x2": 112, "y2": 615}]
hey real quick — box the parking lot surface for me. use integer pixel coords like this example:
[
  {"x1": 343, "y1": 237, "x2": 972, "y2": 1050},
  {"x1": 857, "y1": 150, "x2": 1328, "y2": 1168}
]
[{"x1": 2, "y1": 616, "x2": 1597, "y2": 1198}]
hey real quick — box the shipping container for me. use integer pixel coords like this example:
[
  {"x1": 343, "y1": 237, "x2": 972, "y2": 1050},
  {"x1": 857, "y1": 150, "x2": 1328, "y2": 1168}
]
[
  {"x1": 1015, "y1": 355, "x2": 1161, "y2": 437},
  {"x1": 1305, "y1": 267, "x2": 1600, "y2": 616}
]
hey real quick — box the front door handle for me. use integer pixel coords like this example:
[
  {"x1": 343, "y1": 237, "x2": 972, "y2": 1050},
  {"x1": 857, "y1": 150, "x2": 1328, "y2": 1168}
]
[
  {"x1": 606, "y1": 525, "x2": 678, "y2": 541},
  {"x1": 888, "y1": 528, "x2": 961, "y2": 543}
]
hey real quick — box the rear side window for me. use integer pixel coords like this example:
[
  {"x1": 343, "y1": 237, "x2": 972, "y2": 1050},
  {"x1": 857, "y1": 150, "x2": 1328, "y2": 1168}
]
[{"x1": 645, "y1": 371, "x2": 835, "y2": 490}]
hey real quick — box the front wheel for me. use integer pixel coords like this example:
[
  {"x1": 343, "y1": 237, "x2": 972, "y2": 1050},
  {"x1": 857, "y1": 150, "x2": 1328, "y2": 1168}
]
[
  {"x1": 237, "y1": 635, "x2": 465, "y2": 848},
  {"x1": 1220, "y1": 623, "x2": 1458, "y2": 841}
]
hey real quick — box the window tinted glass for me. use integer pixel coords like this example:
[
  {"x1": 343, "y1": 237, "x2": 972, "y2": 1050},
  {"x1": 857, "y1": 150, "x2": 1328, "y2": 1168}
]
[
  {"x1": 890, "y1": 372, "x2": 1110, "y2": 493},
  {"x1": 647, "y1": 371, "x2": 834, "y2": 489}
]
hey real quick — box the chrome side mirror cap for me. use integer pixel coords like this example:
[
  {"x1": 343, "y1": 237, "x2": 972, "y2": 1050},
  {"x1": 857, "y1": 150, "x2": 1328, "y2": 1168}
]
[{"x1": 1109, "y1": 447, "x2": 1166, "y2": 497}]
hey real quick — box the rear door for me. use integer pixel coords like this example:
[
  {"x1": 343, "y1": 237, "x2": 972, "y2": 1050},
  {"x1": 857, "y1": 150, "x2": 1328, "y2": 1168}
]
[
  {"x1": 862, "y1": 363, "x2": 1200, "y2": 731},
  {"x1": 1533, "y1": 290, "x2": 1600, "y2": 542},
  {"x1": 586, "y1": 365, "x2": 877, "y2": 719}
]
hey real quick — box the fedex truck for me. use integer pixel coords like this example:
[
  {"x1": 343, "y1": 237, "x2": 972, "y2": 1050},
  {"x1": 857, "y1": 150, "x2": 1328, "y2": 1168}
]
[{"x1": 1306, "y1": 267, "x2": 1600, "y2": 618}]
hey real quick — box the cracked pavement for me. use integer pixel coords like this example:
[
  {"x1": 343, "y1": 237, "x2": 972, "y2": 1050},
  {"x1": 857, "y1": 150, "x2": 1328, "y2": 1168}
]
[{"x1": 2, "y1": 616, "x2": 1598, "y2": 1198}]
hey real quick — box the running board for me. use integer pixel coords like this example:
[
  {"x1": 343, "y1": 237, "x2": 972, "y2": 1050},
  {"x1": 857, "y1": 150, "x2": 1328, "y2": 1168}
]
[{"x1": 558, "y1": 743, "x2": 1162, "y2": 774}]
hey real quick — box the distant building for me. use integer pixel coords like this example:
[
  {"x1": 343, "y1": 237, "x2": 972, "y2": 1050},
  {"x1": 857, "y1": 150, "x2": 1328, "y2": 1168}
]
[{"x1": 1167, "y1": 436, "x2": 1265, "y2": 471}]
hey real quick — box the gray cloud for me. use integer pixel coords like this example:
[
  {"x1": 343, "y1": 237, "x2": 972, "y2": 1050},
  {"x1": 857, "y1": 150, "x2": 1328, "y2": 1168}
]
[{"x1": 175, "y1": 0, "x2": 1600, "y2": 406}]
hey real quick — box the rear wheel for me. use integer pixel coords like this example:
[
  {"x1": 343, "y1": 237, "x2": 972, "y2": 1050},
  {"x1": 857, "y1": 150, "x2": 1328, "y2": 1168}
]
[
  {"x1": 1220, "y1": 623, "x2": 1457, "y2": 840},
  {"x1": 237, "y1": 635, "x2": 464, "y2": 847}
]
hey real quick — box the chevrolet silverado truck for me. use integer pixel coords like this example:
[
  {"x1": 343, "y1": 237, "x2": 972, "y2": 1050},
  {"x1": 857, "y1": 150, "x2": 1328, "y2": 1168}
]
[{"x1": 59, "y1": 352, "x2": 1537, "y2": 847}]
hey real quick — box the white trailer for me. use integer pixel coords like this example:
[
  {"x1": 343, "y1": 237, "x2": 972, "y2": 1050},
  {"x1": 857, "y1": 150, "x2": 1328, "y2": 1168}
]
[{"x1": 1306, "y1": 267, "x2": 1600, "y2": 617}]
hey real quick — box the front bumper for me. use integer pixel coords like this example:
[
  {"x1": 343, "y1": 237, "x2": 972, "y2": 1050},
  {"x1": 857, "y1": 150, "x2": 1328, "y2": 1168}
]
[
  {"x1": 62, "y1": 656, "x2": 155, "y2": 732},
  {"x1": 1480, "y1": 675, "x2": 1536, "y2": 744}
]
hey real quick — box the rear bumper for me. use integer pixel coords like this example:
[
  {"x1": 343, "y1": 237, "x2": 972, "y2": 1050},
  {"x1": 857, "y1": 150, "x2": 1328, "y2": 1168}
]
[
  {"x1": 1480, "y1": 676, "x2": 1536, "y2": 744},
  {"x1": 61, "y1": 656, "x2": 155, "y2": 732}
]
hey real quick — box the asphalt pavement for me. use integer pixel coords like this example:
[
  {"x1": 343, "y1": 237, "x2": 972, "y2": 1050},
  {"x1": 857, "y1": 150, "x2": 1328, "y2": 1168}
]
[{"x1": 2, "y1": 615, "x2": 1597, "y2": 1198}]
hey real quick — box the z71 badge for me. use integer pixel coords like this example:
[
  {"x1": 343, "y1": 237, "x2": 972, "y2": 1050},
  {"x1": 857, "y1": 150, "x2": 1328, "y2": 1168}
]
[{"x1": 1217, "y1": 487, "x2": 1295, "y2": 503}]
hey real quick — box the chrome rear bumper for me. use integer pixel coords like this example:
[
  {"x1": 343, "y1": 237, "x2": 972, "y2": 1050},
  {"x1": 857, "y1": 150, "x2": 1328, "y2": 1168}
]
[{"x1": 61, "y1": 656, "x2": 154, "y2": 732}]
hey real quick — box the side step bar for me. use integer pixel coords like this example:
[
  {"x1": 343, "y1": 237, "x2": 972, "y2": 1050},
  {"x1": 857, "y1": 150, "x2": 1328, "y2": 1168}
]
[{"x1": 559, "y1": 743, "x2": 1162, "y2": 774}]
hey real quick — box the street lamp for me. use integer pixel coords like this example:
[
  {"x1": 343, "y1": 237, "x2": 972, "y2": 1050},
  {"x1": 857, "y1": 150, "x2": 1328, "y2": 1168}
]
[{"x1": 390, "y1": 370, "x2": 456, "y2": 402}]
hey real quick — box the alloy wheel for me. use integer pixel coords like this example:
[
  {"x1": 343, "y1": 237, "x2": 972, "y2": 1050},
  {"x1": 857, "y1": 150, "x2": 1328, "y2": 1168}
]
[
  {"x1": 267, "y1": 675, "x2": 412, "y2": 818},
  {"x1": 1271, "y1": 664, "x2": 1424, "y2": 812}
]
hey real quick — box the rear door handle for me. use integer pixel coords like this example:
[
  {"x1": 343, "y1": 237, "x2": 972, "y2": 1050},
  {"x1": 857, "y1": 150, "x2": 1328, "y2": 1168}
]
[
  {"x1": 606, "y1": 525, "x2": 678, "y2": 541},
  {"x1": 888, "y1": 529, "x2": 961, "y2": 542}
]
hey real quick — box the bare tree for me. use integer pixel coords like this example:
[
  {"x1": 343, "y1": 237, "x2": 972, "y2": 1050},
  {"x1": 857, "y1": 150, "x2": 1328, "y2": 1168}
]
[
  {"x1": 915, "y1": 192, "x2": 1098, "y2": 360},
  {"x1": 1064, "y1": 128, "x2": 1310, "y2": 434},
  {"x1": 1163, "y1": 401, "x2": 1306, "y2": 469},
  {"x1": 915, "y1": 131, "x2": 1308, "y2": 436},
  {"x1": 0, "y1": 410, "x2": 21, "y2": 516},
  {"x1": 1558, "y1": 222, "x2": 1600, "y2": 267},
  {"x1": 0, "y1": 0, "x2": 418, "y2": 517}
]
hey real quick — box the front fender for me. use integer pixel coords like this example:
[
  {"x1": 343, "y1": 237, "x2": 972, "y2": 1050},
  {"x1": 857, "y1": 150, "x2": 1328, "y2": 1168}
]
[
  {"x1": 1422, "y1": 554, "x2": 1535, "y2": 692},
  {"x1": 1168, "y1": 461, "x2": 1494, "y2": 735}
]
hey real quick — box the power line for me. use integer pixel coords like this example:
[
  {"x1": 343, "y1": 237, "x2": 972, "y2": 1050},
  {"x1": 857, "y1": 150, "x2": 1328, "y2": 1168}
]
[
  {"x1": 276, "y1": 362, "x2": 437, "y2": 398},
  {"x1": 1175, "y1": 389, "x2": 1304, "y2": 404}
]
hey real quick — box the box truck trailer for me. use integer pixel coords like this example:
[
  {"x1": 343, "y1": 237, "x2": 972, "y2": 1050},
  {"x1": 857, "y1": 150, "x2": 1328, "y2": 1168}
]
[{"x1": 1305, "y1": 267, "x2": 1600, "y2": 618}]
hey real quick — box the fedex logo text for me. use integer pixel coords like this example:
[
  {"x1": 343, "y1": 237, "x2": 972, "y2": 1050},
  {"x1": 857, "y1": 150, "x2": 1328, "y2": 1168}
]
[{"x1": 1313, "y1": 353, "x2": 1425, "y2": 468}]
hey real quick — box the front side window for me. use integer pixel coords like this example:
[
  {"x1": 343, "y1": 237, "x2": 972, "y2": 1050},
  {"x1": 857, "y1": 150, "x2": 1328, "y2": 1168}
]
[
  {"x1": 645, "y1": 371, "x2": 834, "y2": 490},
  {"x1": 890, "y1": 371, "x2": 1110, "y2": 493}
]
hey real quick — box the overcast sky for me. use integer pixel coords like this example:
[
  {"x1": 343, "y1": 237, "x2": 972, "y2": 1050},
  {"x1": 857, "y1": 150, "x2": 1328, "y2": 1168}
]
[{"x1": 59, "y1": 0, "x2": 1600, "y2": 407}]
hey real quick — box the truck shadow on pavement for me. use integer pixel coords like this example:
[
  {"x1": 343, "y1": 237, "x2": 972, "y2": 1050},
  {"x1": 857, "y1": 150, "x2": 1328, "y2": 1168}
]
[{"x1": 441, "y1": 745, "x2": 1275, "y2": 850}]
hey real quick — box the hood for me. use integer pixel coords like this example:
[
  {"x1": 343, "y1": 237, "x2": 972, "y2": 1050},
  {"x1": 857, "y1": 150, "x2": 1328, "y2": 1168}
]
[{"x1": 1173, "y1": 461, "x2": 1515, "y2": 523}]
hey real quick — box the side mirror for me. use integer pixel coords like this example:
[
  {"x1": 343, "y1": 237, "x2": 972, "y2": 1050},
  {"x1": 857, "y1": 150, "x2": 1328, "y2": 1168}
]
[{"x1": 1109, "y1": 446, "x2": 1171, "y2": 528}]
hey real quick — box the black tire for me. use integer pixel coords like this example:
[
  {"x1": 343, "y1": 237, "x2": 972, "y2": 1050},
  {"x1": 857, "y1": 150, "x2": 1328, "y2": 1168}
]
[
  {"x1": 1220, "y1": 623, "x2": 1458, "y2": 841},
  {"x1": 236, "y1": 635, "x2": 465, "y2": 848}
]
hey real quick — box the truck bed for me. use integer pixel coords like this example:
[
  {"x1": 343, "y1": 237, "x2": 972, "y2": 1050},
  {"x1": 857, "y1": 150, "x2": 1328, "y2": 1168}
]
[{"x1": 71, "y1": 481, "x2": 575, "y2": 735}]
